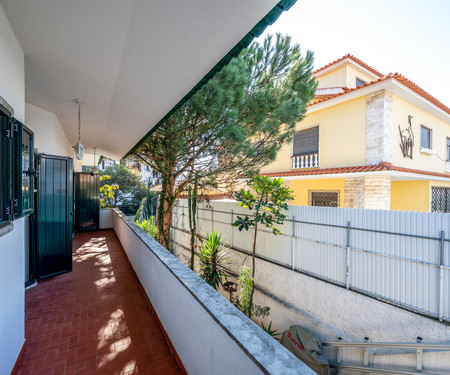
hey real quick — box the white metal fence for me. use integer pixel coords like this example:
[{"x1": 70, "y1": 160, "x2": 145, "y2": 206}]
[{"x1": 172, "y1": 200, "x2": 450, "y2": 322}]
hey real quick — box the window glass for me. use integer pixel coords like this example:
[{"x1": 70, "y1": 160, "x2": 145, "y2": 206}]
[
  {"x1": 421, "y1": 126, "x2": 432, "y2": 149},
  {"x1": 250, "y1": 141, "x2": 265, "y2": 158},
  {"x1": 355, "y1": 78, "x2": 366, "y2": 87},
  {"x1": 431, "y1": 187, "x2": 450, "y2": 213},
  {"x1": 447, "y1": 138, "x2": 450, "y2": 161},
  {"x1": 21, "y1": 126, "x2": 34, "y2": 215},
  {"x1": 309, "y1": 191, "x2": 339, "y2": 207},
  {"x1": 0, "y1": 107, "x2": 10, "y2": 222},
  {"x1": 293, "y1": 126, "x2": 319, "y2": 156}
]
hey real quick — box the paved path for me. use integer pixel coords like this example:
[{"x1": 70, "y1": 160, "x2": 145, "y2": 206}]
[{"x1": 14, "y1": 230, "x2": 182, "y2": 375}]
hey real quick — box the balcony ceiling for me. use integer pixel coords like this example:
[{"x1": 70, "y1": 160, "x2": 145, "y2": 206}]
[{"x1": 1, "y1": 0, "x2": 281, "y2": 160}]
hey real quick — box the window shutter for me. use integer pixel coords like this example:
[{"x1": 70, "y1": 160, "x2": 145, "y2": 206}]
[{"x1": 293, "y1": 126, "x2": 319, "y2": 156}]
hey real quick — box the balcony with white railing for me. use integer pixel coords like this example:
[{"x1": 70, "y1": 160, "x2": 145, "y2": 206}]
[{"x1": 291, "y1": 153, "x2": 319, "y2": 169}]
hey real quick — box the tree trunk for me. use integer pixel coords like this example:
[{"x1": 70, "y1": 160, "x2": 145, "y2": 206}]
[{"x1": 157, "y1": 173, "x2": 175, "y2": 250}]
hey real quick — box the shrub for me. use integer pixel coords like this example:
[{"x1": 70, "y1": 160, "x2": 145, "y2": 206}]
[
  {"x1": 198, "y1": 232, "x2": 230, "y2": 290},
  {"x1": 137, "y1": 218, "x2": 158, "y2": 241}
]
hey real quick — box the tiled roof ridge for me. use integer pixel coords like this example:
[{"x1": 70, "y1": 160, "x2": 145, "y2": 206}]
[
  {"x1": 309, "y1": 72, "x2": 450, "y2": 115},
  {"x1": 262, "y1": 162, "x2": 450, "y2": 179},
  {"x1": 313, "y1": 53, "x2": 384, "y2": 77},
  {"x1": 390, "y1": 73, "x2": 450, "y2": 114},
  {"x1": 309, "y1": 74, "x2": 390, "y2": 106}
]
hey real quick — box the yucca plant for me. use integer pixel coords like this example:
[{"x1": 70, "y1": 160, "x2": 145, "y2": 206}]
[
  {"x1": 198, "y1": 232, "x2": 231, "y2": 290},
  {"x1": 261, "y1": 321, "x2": 281, "y2": 341}
]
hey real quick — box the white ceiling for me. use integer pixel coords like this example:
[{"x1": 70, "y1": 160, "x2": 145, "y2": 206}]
[{"x1": 1, "y1": 0, "x2": 281, "y2": 160}]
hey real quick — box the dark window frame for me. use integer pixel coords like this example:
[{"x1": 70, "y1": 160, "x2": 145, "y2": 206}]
[
  {"x1": 17, "y1": 122, "x2": 35, "y2": 217},
  {"x1": 355, "y1": 77, "x2": 367, "y2": 87},
  {"x1": 309, "y1": 190, "x2": 340, "y2": 207},
  {"x1": 0, "y1": 103, "x2": 34, "y2": 225},
  {"x1": 446, "y1": 137, "x2": 450, "y2": 161},
  {"x1": 0, "y1": 103, "x2": 12, "y2": 224},
  {"x1": 431, "y1": 186, "x2": 450, "y2": 213},
  {"x1": 292, "y1": 126, "x2": 319, "y2": 157},
  {"x1": 420, "y1": 125, "x2": 432, "y2": 150}
]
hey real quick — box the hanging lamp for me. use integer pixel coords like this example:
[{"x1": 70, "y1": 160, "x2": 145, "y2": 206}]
[{"x1": 72, "y1": 98, "x2": 85, "y2": 160}]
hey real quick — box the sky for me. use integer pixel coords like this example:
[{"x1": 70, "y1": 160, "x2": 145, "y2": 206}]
[{"x1": 261, "y1": 0, "x2": 450, "y2": 107}]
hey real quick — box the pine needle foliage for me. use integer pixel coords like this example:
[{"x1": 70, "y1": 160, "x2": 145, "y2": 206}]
[{"x1": 133, "y1": 34, "x2": 317, "y2": 249}]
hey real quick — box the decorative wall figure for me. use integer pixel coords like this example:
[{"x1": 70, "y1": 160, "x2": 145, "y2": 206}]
[{"x1": 399, "y1": 115, "x2": 414, "y2": 159}]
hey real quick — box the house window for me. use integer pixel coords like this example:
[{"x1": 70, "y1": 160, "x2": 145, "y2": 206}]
[
  {"x1": 420, "y1": 125, "x2": 432, "y2": 149},
  {"x1": 309, "y1": 190, "x2": 339, "y2": 207},
  {"x1": 0, "y1": 104, "x2": 34, "y2": 224},
  {"x1": 293, "y1": 126, "x2": 319, "y2": 156},
  {"x1": 0, "y1": 104, "x2": 10, "y2": 223},
  {"x1": 431, "y1": 187, "x2": 450, "y2": 213},
  {"x1": 250, "y1": 141, "x2": 265, "y2": 158},
  {"x1": 355, "y1": 77, "x2": 366, "y2": 87},
  {"x1": 447, "y1": 138, "x2": 450, "y2": 161},
  {"x1": 20, "y1": 124, "x2": 34, "y2": 216}
]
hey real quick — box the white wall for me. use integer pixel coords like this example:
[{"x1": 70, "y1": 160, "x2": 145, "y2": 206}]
[
  {"x1": 0, "y1": 4, "x2": 24, "y2": 123},
  {"x1": 0, "y1": 4, "x2": 26, "y2": 374},
  {"x1": 113, "y1": 210, "x2": 314, "y2": 375},
  {"x1": 0, "y1": 220, "x2": 25, "y2": 375},
  {"x1": 100, "y1": 209, "x2": 114, "y2": 229},
  {"x1": 25, "y1": 103, "x2": 72, "y2": 157}
]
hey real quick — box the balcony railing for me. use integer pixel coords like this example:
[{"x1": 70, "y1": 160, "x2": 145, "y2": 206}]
[
  {"x1": 291, "y1": 153, "x2": 319, "y2": 169},
  {"x1": 108, "y1": 209, "x2": 314, "y2": 375}
]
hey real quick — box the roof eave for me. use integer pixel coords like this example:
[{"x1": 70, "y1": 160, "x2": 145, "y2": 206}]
[
  {"x1": 266, "y1": 169, "x2": 450, "y2": 182},
  {"x1": 307, "y1": 79, "x2": 450, "y2": 123},
  {"x1": 314, "y1": 57, "x2": 382, "y2": 80}
]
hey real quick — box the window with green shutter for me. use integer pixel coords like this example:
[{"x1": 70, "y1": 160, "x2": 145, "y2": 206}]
[{"x1": 0, "y1": 104, "x2": 35, "y2": 226}]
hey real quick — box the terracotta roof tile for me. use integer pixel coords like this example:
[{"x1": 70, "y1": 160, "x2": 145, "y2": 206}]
[
  {"x1": 392, "y1": 73, "x2": 450, "y2": 115},
  {"x1": 263, "y1": 162, "x2": 450, "y2": 179},
  {"x1": 313, "y1": 54, "x2": 384, "y2": 77},
  {"x1": 308, "y1": 72, "x2": 450, "y2": 115}
]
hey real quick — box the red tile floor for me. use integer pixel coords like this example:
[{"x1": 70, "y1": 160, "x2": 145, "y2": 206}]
[{"x1": 14, "y1": 230, "x2": 182, "y2": 375}]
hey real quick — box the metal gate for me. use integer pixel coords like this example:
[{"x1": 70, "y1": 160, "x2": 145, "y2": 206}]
[
  {"x1": 35, "y1": 154, "x2": 73, "y2": 279},
  {"x1": 74, "y1": 172, "x2": 99, "y2": 232}
]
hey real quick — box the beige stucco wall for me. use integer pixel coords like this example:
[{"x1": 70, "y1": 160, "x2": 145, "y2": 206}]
[
  {"x1": 261, "y1": 96, "x2": 367, "y2": 174},
  {"x1": 392, "y1": 95, "x2": 450, "y2": 174},
  {"x1": 289, "y1": 178, "x2": 345, "y2": 206},
  {"x1": 345, "y1": 65, "x2": 375, "y2": 88},
  {"x1": 316, "y1": 66, "x2": 347, "y2": 88},
  {"x1": 316, "y1": 64, "x2": 376, "y2": 90}
]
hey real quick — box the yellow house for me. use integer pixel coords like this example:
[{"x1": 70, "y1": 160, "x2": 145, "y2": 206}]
[{"x1": 261, "y1": 54, "x2": 450, "y2": 212}]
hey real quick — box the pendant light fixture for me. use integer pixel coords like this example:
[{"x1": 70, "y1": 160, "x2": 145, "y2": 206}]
[{"x1": 72, "y1": 98, "x2": 85, "y2": 160}]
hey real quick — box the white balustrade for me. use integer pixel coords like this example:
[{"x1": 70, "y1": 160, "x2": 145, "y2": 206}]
[{"x1": 291, "y1": 153, "x2": 319, "y2": 169}]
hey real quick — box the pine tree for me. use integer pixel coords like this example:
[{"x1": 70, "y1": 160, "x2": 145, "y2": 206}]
[{"x1": 133, "y1": 34, "x2": 317, "y2": 249}]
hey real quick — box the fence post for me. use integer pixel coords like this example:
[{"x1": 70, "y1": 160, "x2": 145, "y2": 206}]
[
  {"x1": 211, "y1": 206, "x2": 214, "y2": 232},
  {"x1": 439, "y1": 230, "x2": 445, "y2": 321},
  {"x1": 346, "y1": 221, "x2": 351, "y2": 289},
  {"x1": 291, "y1": 216, "x2": 296, "y2": 270},
  {"x1": 231, "y1": 209, "x2": 234, "y2": 248}
]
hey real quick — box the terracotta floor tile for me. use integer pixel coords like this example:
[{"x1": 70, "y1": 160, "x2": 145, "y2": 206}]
[{"x1": 13, "y1": 230, "x2": 182, "y2": 375}]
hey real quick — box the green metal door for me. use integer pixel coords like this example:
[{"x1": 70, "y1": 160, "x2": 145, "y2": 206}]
[
  {"x1": 74, "y1": 173, "x2": 99, "y2": 232},
  {"x1": 35, "y1": 154, "x2": 73, "y2": 279}
]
